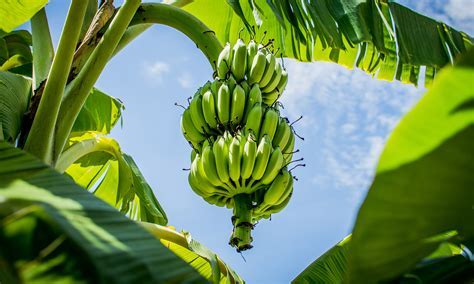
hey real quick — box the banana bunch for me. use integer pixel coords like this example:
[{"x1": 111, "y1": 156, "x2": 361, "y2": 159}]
[
  {"x1": 180, "y1": 39, "x2": 301, "y2": 252},
  {"x1": 217, "y1": 39, "x2": 288, "y2": 106}
]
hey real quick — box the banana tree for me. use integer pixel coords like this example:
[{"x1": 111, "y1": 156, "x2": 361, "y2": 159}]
[{"x1": 0, "y1": 0, "x2": 472, "y2": 283}]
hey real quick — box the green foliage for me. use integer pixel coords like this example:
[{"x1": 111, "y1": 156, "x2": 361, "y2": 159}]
[
  {"x1": 62, "y1": 132, "x2": 168, "y2": 226},
  {"x1": 0, "y1": 70, "x2": 31, "y2": 143},
  {"x1": 0, "y1": 0, "x2": 48, "y2": 32},
  {"x1": 171, "y1": 0, "x2": 471, "y2": 85},
  {"x1": 72, "y1": 88, "x2": 124, "y2": 134},
  {"x1": 0, "y1": 30, "x2": 33, "y2": 77},
  {"x1": 0, "y1": 141, "x2": 205, "y2": 283}
]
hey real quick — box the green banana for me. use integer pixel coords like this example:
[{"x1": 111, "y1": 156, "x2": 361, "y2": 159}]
[
  {"x1": 230, "y1": 84, "x2": 246, "y2": 126},
  {"x1": 283, "y1": 131, "x2": 295, "y2": 164},
  {"x1": 262, "y1": 89, "x2": 279, "y2": 106},
  {"x1": 202, "y1": 90, "x2": 219, "y2": 129},
  {"x1": 259, "y1": 108, "x2": 279, "y2": 141},
  {"x1": 262, "y1": 62, "x2": 283, "y2": 93},
  {"x1": 243, "y1": 104, "x2": 263, "y2": 138},
  {"x1": 241, "y1": 133, "x2": 257, "y2": 180},
  {"x1": 273, "y1": 118, "x2": 291, "y2": 149},
  {"x1": 210, "y1": 79, "x2": 222, "y2": 95},
  {"x1": 190, "y1": 95, "x2": 211, "y2": 134},
  {"x1": 275, "y1": 69, "x2": 288, "y2": 93},
  {"x1": 181, "y1": 108, "x2": 205, "y2": 143},
  {"x1": 228, "y1": 135, "x2": 242, "y2": 182},
  {"x1": 260, "y1": 53, "x2": 276, "y2": 88},
  {"x1": 217, "y1": 83, "x2": 231, "y2": 125},
  {"x1": 260, "y1": 147, "x2": 284, "y2": 185},
  {"x1": 189, "y1": 155, "x2": 216, "y2": 197},
  {"x1": 252, "y1": 135, "x2": 272, "y2": 180},
  {"x1": 262, "y1": 170, "x2": 290, "y2": 207},
  {"x1": 244, "y1": 84, "x2": 262, "y2": 120},
  {"x1": 201, "y1": 145, "x2": 223, "y2": 187},
  {"x1": 248, "y1": 50, "x2": 267, "y2": 84},
  {"x1": 191, "y1": 149, "x2": 197, "y2": 162},
  {"x1": 274, "y1": 170, "x2": 293, "y2": 206},
  {"x1": 213, "y1": 136, "x2": 230, "y2": 183},
  {"x1": 231, "y1": 39, "x2": 247, "y2": 81},
  {"x1": 240, "y1": 80, "x2": 250, "y2": 94},
  {"x1": 198, "y1": 81, "x2": 212, "y2": 96},
  {"x1": 217, "y1": 43, "x2": 231, "y2": 79},
  {"x1": 246, "y1": 40, "x2": 258, "y2": 74}
]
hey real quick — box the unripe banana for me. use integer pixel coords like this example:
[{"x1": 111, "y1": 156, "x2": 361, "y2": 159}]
[
  {"x1": 259, "y1": 108, "x2": 279, "y2": 141},
  {"x1": 273, "y1": 118, "x2": 291, "y2": 149},
  {"x1": 260, "y1": 53, "x2": 276, "y2": 87},
  {"x1": 190, "y1": 95, "x2": 211, "y2": 134},
  {"x1": 227, "y1": 75, "x2": 237, "y2": 93},
  {"x1": 241, "y1": 133, "x2": 257, "y2": 180},
  {"x1": 217, "y1": 43, "x2": 231, "y2": 79},
  {"x1": 210, "y1": 80, "x2": 222, "y2": 95},
  {"x1": 244, "y1": 84, "x2": 262, "y2": 120},
  {"x1": 231, "y1": 39, "x2": 247, "y2": 81},
  {"x1": 260, "y1": 147, "x2": 284, "y2": 185},
  {"x1": 262, "y1": 170, "x2": 290, "y2": 206},
  {"x1": 191, "y1": 149, "x2": 197, "y2": 162},
  {"x1": 181, "y1": 109, "x2": 205, "y2": 143},
  {"x1": 240, "y1": 80, "x2": 250, "y2": 94},
  {"x1": 261, "y1": 62, "x2": 283, "y2": 93},
  {"x1": 262, "y1": 89, "x2": 279, "y2": 106},
  {"x1": 274, "y1": 170, "x2": 293, "y2": 206},
  {"x1": 252, "y1": 135, "x2": 272, "y2": 180},
  {"x1": 202, "y1": 90, "x2": 219, "y2": 129},
  {"x1": 198, "y1": 81, "x2": 212, "y2": 96},
  {"x1": 217, "y1": 83, "x2": 231, "y2": 125},
  {"x1": 228, "y1": 136, "x2": 242, "y2": 182},
  {"x1": 275, "y1": 69, "x2": 288, "y2": 93},
  {"x1": 244, "y1": 104, "x2": 263, "y2": 138},
  {"x1": 248, "y1": 50, "x2": 267, "y2": 84},
  {"x1": 283, "y1": 131, "x2": 295, "y2": 164},
  {"x1": 201, "y1": 145, "x2": 223, "y2": 187},
  {"x1": 230, "y1": 84, "x2": 246, "y2": 125},
  {"x1": 189, "y1": 155, "x2": 216, "y2": 197},
  {"x1": 213, "y1": 137, "x2": 230, "y2": 183},
  {"x1": 246, "y1": 40, "x2": 258, "y2": 73}
]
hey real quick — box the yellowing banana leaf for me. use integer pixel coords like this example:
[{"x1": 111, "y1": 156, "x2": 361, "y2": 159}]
[
  {"x1": 0, "y1": 70, "x2": 31, "y2": 143},
  {"x1": 61, "y1": 131, "x2": 168, "y2": 225},
  {"x1": 72, "y1": 88, "x2": 124, "y2": 134},
  {"x1": 166, "y1": 0, "x2": 472, "y2": 85},
  {"x1": 143, "y1": 223, "x2": 244, "y2": 284},
  {"x1": 348, "y1": 49, "x2": 474, "y2": 282},
  {"x1": 0, "y1": 0, "x2": 48, "y2": 32},
  {"x1": 0, "y1": 141, "x2": 205, "y2": 283}
]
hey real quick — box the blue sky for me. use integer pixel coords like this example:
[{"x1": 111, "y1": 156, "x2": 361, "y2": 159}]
[{"x1": 39, "y1": 1, "x2": 473, "y2": 283}]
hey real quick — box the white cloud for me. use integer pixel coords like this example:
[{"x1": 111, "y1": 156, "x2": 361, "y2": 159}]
[
  {"x1": 177, "y1": 72, "x2": 193, "y2": 89},
  {"x1": 445, "y1": 0, "x2": 474, "y2": 21},
  {"x1": 145, "y1": 61, "x2": 170, "y2": 83},
  {"x1": 280, "y1": 59, "x2": 424, "y2": 194}
]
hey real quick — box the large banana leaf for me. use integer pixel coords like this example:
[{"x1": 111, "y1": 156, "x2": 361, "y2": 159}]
[
  {"x1": 0, "y1": 70, "x2": 31, "y2": 143},
  {"x1": 168, "y1": 0, "x2": 472, "y2": 85},
  {"x1": 293, "y1": 235, "x2": 472, "y2": 283},
  {"x1": 61, "y1": 131, "x2": 168, "y2": 225},
  {"x1": 0, "y1": 1, "x2": 48, "y2": 32},
  {"x1": 0, "y1": 141, "x2": 205, "y2": 283},
  {"x1": 348, "y1": 49, "x2": 474, "y2": 282}
]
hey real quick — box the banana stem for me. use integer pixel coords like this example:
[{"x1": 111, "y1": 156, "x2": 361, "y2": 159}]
[
  {"x1": 129, "y1": 3, "x2": 223, "y2": 67},
  {"x1": 54, "y1": 0, "x2": 141, "y2": 164},
  {"x1": 230, "y1": 194, "x2": 253, "y2": 252},
  {"x1": 23, "y1": 0, "x2": 88, "y2": 163}
]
